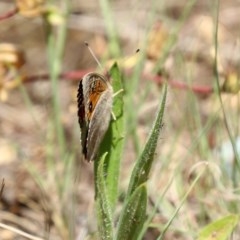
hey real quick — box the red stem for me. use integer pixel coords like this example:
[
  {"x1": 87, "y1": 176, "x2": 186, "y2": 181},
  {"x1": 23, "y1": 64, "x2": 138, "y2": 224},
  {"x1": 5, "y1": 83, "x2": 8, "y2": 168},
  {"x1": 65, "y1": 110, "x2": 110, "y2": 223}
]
[
  {"x1": 23, "y1": 69, "x2": 92, "y2": 83},
  {"x1": 23, "y1": 68, "x2": 213, "y2": 96},
  {"x1": 149, "y1": 74, "x2": 213, "y2": 95},
  {"x1": 0, "y1": 6, "x2": 18, "y2": 21}
]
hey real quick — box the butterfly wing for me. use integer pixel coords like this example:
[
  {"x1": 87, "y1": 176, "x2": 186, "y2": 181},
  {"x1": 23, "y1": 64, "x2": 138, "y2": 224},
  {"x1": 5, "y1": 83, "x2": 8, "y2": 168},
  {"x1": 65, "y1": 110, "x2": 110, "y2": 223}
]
[
  {"x1": 77, "y1": 80, "x2": 88, "y2": 157},
  {"x1": 87, "y1": 85, "x2": 113, "y2": 161},
  {"x1": 78, "y1": 73, "x2": 113, "y2": 161}
]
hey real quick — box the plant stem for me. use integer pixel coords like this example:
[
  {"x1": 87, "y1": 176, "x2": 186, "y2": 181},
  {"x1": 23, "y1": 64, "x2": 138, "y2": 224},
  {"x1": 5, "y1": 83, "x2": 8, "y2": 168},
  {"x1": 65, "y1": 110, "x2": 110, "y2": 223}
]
[{"x1": 213, "y1": 0, "x2": 240, "y2": 186}]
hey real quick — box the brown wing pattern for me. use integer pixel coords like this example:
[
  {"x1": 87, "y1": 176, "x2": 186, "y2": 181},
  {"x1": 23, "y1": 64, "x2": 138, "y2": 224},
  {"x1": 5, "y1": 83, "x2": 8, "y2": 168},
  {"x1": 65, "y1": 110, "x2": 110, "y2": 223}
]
[
  {"x1": 86, "y1": 78, "x2": 108, "y2": 120},
  {"x1": 77, "y1": 73, "x2": 112, "y2": 161}
]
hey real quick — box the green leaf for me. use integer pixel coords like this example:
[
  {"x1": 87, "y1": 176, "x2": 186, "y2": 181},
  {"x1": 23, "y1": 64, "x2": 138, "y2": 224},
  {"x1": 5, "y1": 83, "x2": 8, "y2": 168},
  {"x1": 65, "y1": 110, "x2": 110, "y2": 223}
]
[
  {"x1": 116, "y1": 184, "x2": 147, "y2": 240},
  {"x1": 197, "y1": 215, "x2": 239, "y2": 240},
  {"x1": 126, "y1": 84, "x2": 167, "y2": 197},
  {"x1": 96, "y1": 153, "x2": 114, "y2": 240},
  {"x1": 96, "y1": 63, "x2": 124, "y2": 210}
]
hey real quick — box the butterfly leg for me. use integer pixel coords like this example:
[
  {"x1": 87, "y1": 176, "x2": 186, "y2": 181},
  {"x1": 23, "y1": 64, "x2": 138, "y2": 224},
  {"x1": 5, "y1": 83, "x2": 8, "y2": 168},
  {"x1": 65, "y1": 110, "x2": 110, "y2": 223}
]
[
  {"x1": 113, "y1": 89, "x2": 124, "y2": 98},
  {"x1": 111, "y1": 89, "x2": 124, "y2": 120}
]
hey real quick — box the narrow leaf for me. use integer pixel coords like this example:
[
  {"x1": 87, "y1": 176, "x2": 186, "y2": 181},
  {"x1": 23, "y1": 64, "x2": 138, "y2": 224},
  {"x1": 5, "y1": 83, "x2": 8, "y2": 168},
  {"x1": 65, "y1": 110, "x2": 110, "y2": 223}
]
[
  {"x1": 127, "y1": 84, "x2": 167, "y2": 197},
  {"x1": 97, "y1": 63, "x2": 124, "y2": 210},
  {"x1": 116, "y1": 184, "x2": 147, "y2": 240},
  {"x1": 198, "y1": 215, "x2": 239, "y2": 240},
  {"x1": 96, "y1": 153, "x2": 114, "y2": 240}
]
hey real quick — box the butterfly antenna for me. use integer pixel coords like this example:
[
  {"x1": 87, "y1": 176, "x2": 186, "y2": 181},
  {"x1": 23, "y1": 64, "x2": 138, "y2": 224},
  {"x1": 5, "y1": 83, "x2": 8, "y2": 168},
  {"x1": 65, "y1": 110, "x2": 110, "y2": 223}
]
[
  {"x1": 120, "y1": 48, "x2": 140, "y2": 66},
  {"x1": 125, "y1": 48, "x2": 140, "y2": 59},
  {"x1": 84, "y1": 41, "x2": 104, "y2": 72}
]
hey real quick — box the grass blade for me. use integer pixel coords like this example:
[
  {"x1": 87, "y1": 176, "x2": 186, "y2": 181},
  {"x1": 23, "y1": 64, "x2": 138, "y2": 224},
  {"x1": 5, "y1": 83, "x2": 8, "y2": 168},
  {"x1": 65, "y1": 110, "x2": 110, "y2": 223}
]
[
  {"x1": 96, "y1": 153, "x2": 114, "y2": 240},
  {"x1": 126, "y1": 84, "x2": 167, "y2": 197},
  {"x1": 96, "y1": 63, "x2": 124, "y2": 210},
  {"x1": 197, "y1": 215, "x2": 239, "y2": 240},
  {"x1": 99, "y1": 0, "x2": 120, "y2": 57},
  {"x1": 157, "y1": 166, "x2": 206, "y2": 240},
  {"x1": 116, "y1": 184, "x2": 147, "y2": 240}
]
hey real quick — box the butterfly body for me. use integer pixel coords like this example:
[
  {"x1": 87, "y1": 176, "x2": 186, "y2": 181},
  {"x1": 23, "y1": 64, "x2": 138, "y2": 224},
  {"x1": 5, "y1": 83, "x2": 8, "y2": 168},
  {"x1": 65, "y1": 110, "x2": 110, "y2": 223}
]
[{"x1": 77, "y1": 72, "x2": 113, "y2": 161}]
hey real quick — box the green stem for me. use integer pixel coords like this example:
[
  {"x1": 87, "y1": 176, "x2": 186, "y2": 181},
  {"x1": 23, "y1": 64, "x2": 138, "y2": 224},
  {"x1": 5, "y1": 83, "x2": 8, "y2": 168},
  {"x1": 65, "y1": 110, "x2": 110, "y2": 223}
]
[
  {"x1": 99, "y1": 0, "x2": 120, "y2": 57},
  {"x1": 46, "y1": 4, "x2": 70, "y2": 156},
  {"x1": 157, "y1": 166, "x2": 205, "y2": 240},
  {"x1": 213, "y1": 0, "x2": 240, "y2": 186}
]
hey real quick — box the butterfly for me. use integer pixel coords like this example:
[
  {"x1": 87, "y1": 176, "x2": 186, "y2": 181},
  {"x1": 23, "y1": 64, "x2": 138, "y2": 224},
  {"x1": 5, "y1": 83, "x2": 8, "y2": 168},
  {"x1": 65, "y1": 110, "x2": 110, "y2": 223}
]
[{"x1": 77, "y1": 72, "x2": 113, "y2": 161}]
